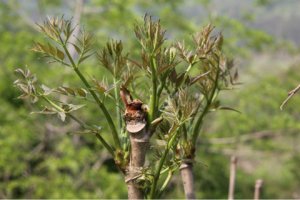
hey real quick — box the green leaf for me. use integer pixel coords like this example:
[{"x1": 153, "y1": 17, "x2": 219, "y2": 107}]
[
  {"x1": 62, "y1": 104, "x2": 85, "y2": 112},
  {"x1": 72, "y1": 43, "x2": 81, "y2": 54},
  {"x1": 14, "y1": 68, "x2": 26, "y2": 78},
  {"x1": 189, "y1": 70, "x2": 211, "y2": 85},
  {"x1": 76, "y1": 88, "x2": 87, "y2": 97},
  {"x1": 31, "y1": 107, "x2": 57, "y2": 115},
  {"x1": 56, "y1": 48, "x2": 65, "y2": 60},
  {"x1": 47, "y1": 42, "x2": 56, "y2": 56},
  {"x1": 218, "y1": 106, "x2": 241, "y2": 113},
  {"x1": 62, "y1": 86, "x2": 75, "y2": 96},
  {"x1": 55, "y1": 87, "x2": 68, "y2": 95},
  {"x1": 78, "y1": 53, "x2": 92, "y2": 64}
]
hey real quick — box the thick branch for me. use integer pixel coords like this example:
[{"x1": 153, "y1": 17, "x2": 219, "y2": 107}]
[
  {"x1": 126, "y1": 128, "x2": 150, "y2": 199},
  {"x1": 180, "y1": 162, "x2": 196, "y2": 199},
  {"x1": 121, "y1": 87, "x2": 149, "y2": 199}
]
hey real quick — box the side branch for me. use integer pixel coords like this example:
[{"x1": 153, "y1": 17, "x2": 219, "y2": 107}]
[{"x1": 280, "y1": 84, "x2": 300, "y2": 110}]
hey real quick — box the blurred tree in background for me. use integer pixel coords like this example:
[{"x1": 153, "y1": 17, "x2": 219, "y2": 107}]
[{"x1": 1, "y1": 0, "x2": 300, "y2": 198}]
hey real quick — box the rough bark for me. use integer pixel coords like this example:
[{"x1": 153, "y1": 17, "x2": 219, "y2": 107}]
[{"x1": 180, "y1": 162, "x2": 196, "y2": 199}]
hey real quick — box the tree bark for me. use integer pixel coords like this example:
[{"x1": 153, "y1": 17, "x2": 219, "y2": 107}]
[
  {"x1": 180, "y1": 162, "x2": 196, "y2": 199},
  {"x1": 120, "y1": 87, "x2": 150, "y2": 199},
  {"x1": 126, "y1": 129, "x2": 150, "y2": 199}
]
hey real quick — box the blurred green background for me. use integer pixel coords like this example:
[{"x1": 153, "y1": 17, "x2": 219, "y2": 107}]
[{"x1": 1, "y1": 0, "x2": 300, "y2": 198}]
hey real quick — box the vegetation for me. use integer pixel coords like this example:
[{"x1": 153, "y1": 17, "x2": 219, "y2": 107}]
[{"x1": 1, "y1": 0, "x2": 300, "y2": 199}]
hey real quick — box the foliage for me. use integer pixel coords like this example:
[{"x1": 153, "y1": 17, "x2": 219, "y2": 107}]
[
  {"x1": 12, "y1": 13, "x2": 237, "y2": 198},
  {"x1": 1, "y1": 0, "x2": 300, "y2": 199}
]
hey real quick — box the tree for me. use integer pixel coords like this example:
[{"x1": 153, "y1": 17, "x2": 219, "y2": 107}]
[{"x1": 14, "y1": 15, "x2": 236, "y2": 199}]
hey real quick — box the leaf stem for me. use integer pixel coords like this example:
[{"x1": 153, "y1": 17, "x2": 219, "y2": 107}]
[
  {"x1": 191, "y1": 68, "x2": 219, "y2": 146},
  {"x1": 68, "y1": 113, "x2": 115, "y2": 156},
  {"x1": 60, "y1": 38, "x2": 121, "y2": 149},
  {"x1": 149, "y1": 127, "x2": 180, "y2": 199},
  {"x1": 94, "y1": 132, "x2": 115, "y2": 156},
  {"x1": 149, "y1": 55, "x2": 158, "y2": 121},
  {"x1": 40, "y1": 94, "x2": 115, "y2": 156},
  {"x1": 114, "y1": 77, "x2": 122, "y2": 131},
  {"x1": 158, "y1": 170, "x2": 173, "y2": 197},
  {"x1": 40, "y1": 94, "x2": 64, "y2": 112}
]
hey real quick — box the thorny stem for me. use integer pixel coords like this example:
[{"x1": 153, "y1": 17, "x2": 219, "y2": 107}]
[
  {"x1": 40, "y1": 95, "x2": 114, "y2": 156},
  {"x1": 60, "y1": 38, "x2": 121, "y2": 149}
]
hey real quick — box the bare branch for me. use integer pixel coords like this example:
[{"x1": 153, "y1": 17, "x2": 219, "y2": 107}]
[{"x1": 280, "y1": 84, "x2": 300, "y2": 110}]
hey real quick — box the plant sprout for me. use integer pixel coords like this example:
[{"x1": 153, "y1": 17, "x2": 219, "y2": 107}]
[{"x1": 14, "y1": 15, "x2": 237, "y2": 199}]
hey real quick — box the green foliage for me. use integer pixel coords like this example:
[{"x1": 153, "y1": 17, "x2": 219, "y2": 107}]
[
  {"x1": 12, "y1": 12, "x2": 236, "y2": 198},
  {"x1": 1, "y1": 0, "x2": 300, "y2": 199},
  {"x1": 203, "y1": 66, "x2": 300, "y2": 198}
]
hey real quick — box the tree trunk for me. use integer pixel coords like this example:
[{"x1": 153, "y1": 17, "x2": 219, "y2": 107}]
[
  {"x1": 120, "y1": 87, "x2": 150, "y2": 199},
  {"x1": 180, "y1": 162, "x2": 196, "y2": 199},
  {"x1": 126, "y1": 129, "x2": 150, "y2": 199}
]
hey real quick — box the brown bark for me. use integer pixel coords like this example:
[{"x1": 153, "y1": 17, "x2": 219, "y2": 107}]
[{"x1": 180, "y1": 162, "x2": 196, "y2": 199}]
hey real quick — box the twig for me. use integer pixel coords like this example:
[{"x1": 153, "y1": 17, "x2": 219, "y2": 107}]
[{"x1": 280, "y1": 84, "x2": 300, "y2": 110}]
